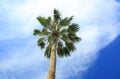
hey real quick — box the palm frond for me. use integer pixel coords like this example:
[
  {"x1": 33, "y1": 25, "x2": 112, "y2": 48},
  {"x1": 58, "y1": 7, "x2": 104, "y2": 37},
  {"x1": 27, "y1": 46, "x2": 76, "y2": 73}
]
[
  {"x1": 62, "y1": 47, "x2": 70, "y2": 57},
  {"x1": 65, "y1": 42, "x2": 76, "y2": 52},
  {"x1": 46, "y1": 17, "x2": 51, "y2": 24},
  {"x1": 57, "y1": 47, "x2": 63, "y2": 57},
  {"x1": 48, "y1": 35, "x2": 52, "y2": 43},
  {"x1": 38, "y1": 42, "x2": 45, "y2": 49},
  {"x1": 59, "y1": 16, "x2": 73, "y2": 26},
  {"x1": 33, "y1": 29, "x2": 41, "y2": 36},
  {"x1": 57, "y1": 41, "x2": 64, "y2": 57},
  {"x1": 59, "y1": 28, "x2": 68, "y2": 35},
  {"x1": 61, "y1": 34, "x2": 71, "y2": 43},
  {"x1": 42, "y1": 27, "x2": 48, "y2": 34},
  {"x1": 37, "y1": 38, "x2": 45, "y2": 49},
  {"x1": 57, "y1": 46, "x2": 71, "y2": 57},
  {"x1": 68, "y1": 23, "x2": 79, "y2": 33},
  {"x1": 41, "y1": 27, "x2": 51, "y2": 36},
  {"x1": 75, "y1": 36, "x2": 82, "y2": 42},
  {"x1": 54, "y1": 9, "x2": 61, "y2": 22},
  {"x1": 37, "y1": 16, "x2": 50, "y2": 28},
  {"x1": 44, "y1": 44, "x2": 51, "y2": 58},
  {"x1": 68, "y1": 33, "x2": 81, "y2": 42},
  {"x1": 58, "y1": 41, "x2": 63, "y2": 47}
]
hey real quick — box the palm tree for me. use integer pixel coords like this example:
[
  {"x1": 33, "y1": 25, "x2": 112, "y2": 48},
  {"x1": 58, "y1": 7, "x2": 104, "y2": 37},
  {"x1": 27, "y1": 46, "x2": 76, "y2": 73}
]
[{"x1": 33, "y1": 9, "x2": 81, "y2": 79}]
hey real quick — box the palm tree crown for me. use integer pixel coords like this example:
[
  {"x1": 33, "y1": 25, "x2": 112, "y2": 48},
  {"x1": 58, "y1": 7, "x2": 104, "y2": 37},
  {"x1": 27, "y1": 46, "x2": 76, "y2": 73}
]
[{"x1": 33, "y1": 9, "x2": 81, "y2": 58}]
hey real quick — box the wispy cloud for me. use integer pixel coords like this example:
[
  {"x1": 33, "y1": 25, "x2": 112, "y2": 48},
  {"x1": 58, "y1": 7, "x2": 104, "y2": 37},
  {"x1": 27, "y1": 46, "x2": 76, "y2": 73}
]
[{"x1": 0, "y1": 0, "x2": 120, "y2": 79}]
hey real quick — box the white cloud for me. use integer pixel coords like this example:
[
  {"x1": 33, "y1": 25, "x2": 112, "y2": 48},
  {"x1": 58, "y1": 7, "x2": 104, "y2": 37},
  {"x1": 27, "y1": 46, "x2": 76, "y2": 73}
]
[{"x1": 0, "y1": 0, "x2": 120, "y2": 79}]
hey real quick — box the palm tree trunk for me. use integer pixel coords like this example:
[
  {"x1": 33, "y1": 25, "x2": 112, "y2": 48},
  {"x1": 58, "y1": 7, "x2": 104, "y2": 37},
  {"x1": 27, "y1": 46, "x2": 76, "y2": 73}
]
[{"x1": 47, "y1": 42, "x2": 56, "y2": 79}]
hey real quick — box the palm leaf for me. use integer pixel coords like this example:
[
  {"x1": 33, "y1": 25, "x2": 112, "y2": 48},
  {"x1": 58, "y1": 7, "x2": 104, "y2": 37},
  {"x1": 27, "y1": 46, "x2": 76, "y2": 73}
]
[
  {"x1": 37, "y1": 16, "x2": 49, "y2": 28},
  {"x1": 57, "y1": 47, "x2": 63, "y2": 57},
  {"x1": 68, "y1": 33, "x2": 81, "y2": 42},
  {"x1": 48, "y1": 35, "x2": 52, "y2": 43},
  {"x1": 46, "y1": 17, "x2": 51, "y2": 24},
  {"x1": 65, "y1": 42, "x2": 76, "y2": 52},
  {"x1": 68, "y1": 23, "x2": 79, "y2": 33},
  {"x1": 44, "y1": 44, "x2": 51, "y2": 58},
  {"x1": 37, "y1": 38, "x2": 45, "y2": 49},
  {"x1": 54, "y1": 9, "x2": 61, "y2": 22},
  {"x1": 59, "y1": 16, "x2": 73, "y2": 26},
  {"x1": 41, "y1": 27, "x2": 51, "y2": 36},
  {"x1": 75, "y1": 36, "x2": 81, "y2": 42},
  {"x1": 62, "y1": 47, "x2": 70, "y2": 57},
  {"x1": 60, "y1": 28, "x2": 68, "y2": 35},
  {"x1": 57, "y1": 41, "x2": 64, "y2": 57},
  {"x1": 61, "y1": 34, "x2": 71, "y2": 43},
  {"x1": 38, "y1": 42, "x2": 45, "y2": 49},
  {"x1": 33, "y1": 29, "x2": 41, "y2": 36},
  {"x1": 58, "y1": 41, "x2": 63, "y2": 47}
]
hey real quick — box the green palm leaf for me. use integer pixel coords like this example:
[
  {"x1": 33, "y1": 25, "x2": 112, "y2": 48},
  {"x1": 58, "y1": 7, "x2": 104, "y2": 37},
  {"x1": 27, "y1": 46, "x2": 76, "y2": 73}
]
[
  {"x1": 59, "y1": 29, "x2": 68, "y2": 35},
  {"x1": 68, "y1": 33, "x2": 81, "y2": 42},
  {"x1": 62, "y1": 47, "x2": 70, "y2": 57},
  {"x1": 42, "y1": 27, "x2": 49, "y2": 35},
  {"x1": 37, "y1": 38, "x2": 45, "y2": 49},
  {"x1": 59, "y1": 16, "x2": 73, "y2": 26},
  {"x1": 57, "y1": 47, "x2": 63, "y2": 57},
  {"x1": 46, "y1": 17, "x2": 51, "y2": 24},
  {"x1": 61, "y1": 34, "x2": 71, "y2": 43},
  {"x1": 57, "y1": 41, "x2": 63, "y2": 57},
  {"x1": 68, "y1": 23, "x2": 79, "y2": 33},
  {"x1": 37, "y1": 16, "x2": 48, "y2": 27},
  {"x1": 65, "y1": 42, "x2": 76, "y2": 52},
  {"x1": 54, "y1": 9, "x2": 61, "y2": 22},
  {"x1": 33, "y1": 29, "x2": 41, "y2": 36},
  {"x1": 44, "y1": 44, "x2": 51, "y2": 58},
  {"x1": 48, "y1": 35, "x2": 52, "y2": 43}
]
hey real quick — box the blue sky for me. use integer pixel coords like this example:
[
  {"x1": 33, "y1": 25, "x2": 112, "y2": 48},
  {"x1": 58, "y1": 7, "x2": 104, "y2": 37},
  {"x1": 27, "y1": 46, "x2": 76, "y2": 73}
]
[
  {"x1": 0, "y1": 0, "x2": 120, "y2": 79},
  {"x1": 83, "y1": 35, "x2": 120, "y2": 79}
]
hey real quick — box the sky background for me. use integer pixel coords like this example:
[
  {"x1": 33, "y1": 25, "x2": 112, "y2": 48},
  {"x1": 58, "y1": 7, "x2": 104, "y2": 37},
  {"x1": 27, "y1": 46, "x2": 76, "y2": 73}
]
[
  {"x1": 0, "y1": 0, "x2": 120, "y2": 79},
  {"x1": 84, "y1": 34, "x2": 120, "y2": 79}
]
